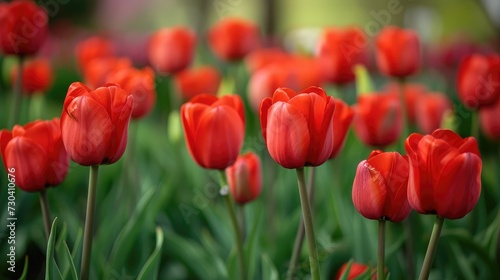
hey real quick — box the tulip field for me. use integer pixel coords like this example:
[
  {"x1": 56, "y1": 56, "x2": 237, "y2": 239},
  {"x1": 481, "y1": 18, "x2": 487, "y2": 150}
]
[{"x1": 1, "y1": 1, "x2": 500, "y2": 279}]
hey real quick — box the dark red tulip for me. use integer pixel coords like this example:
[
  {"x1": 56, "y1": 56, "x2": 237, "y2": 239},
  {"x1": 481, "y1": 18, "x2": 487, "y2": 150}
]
[
  {"x1": 245, "y1": 48, "x2": 290, "y2": 74},
  {"x1": 106, "y1": 66, "x2": 156, "y2": 119},
  {"x1": 82, "y1": 57, "x2": 132, "y2": 89},
  {"x1": 0, "y1": 118, "x2": 69, "y2": 192},
  {"x1": 208, "y1": 18, "x2": 260, "y2": 61},
  {"x1": 457, "y1": 54, "x2": 500, "y2": 109},
  {"x1": 148, "y1": 27, "x2": 196, "y2": 74},
  {"x1": 174, "y1": 66, "x2": 221, "y2": 101},
  {"x1": 317, "y1": 27, "x2": 369, "y2": 85},
  {"x1": 353, "y1": 93, "x2": 402, "y2": 147},
  {"x1": 376, "y1": 26, "x2": 420, "y2": 78},
  {"x1": 335, "y1": 262, "x2": 375, "y2": 280},
  {"x1": 74, "y1": 36, "x2": 115, "y2": 71},
  {"x1": 479, "y1": 95, "x2": 500, "y2": 140},
  {"x1": 11, "y1": 57, "x2": 53, "y2": 94},
  {"x1": 386, "y1": 82, "x2": 427, "y2": 124},
  {"x1": 0, "y1": 0, "x2": 48, "y2": 56},
  {"x1": 60, "y1": 82, "x2": 134, "y2": 166},
  {"x1": 260, "y1": 86, "x2": 335, "y2": 169},
  {"x1": 181, "y1": 94, "x2": 245, "y2": 170},
  {"x1": 226, "y1": 152, "x2": 262, "y2": 205},
  {"x1": 352, "y1": 150, "x2": 411, "y2": 222},
  {"x1": 405, "y1": 129, "x2": 482, "y2": 219},
  {"x1": 329, "y1": 99, "x2": 354, "y2": 159},
  {"x1": 415, "y1": 93, "x2": 452, "y2": 134}
]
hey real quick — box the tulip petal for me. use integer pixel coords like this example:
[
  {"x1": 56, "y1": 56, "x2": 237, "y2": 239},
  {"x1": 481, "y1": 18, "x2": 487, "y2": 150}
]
[
  {"x1": 5, "y1": 137, "x2": 47, "y2": 191},
  {"x1": 272, "y1": 87, "x2": 293, "y2": 103},
  {"x1": 212, "y1": 95, "x2": 245, "y2": 124},
  {"x1": 259, "y1": 97, "x2": 272, "y2": 141},
  {"x1": 457, "y1": 137, "x2": 480, "y2": 157},
  {"x1": 64, "y1": 82, "x2": 92, "y2": 109},
  {"x1": 181, "y1": 102, "x2": 210, "y2": 166},
  {"x1": 352, "y1": 160, "x2": 386, "y2": 220}
]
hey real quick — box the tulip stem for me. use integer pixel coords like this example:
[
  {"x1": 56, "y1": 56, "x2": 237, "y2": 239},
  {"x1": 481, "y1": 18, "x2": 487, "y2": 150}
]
[
  {"x1": 218, "y1": 171, "x2": 247, "y2": 280},
  {"x1": 378, "y1": 219, "x2": 386, "y2": 280},
  {"x1": 398, "y1": 78, "x2": 408, "y2": 150},
  {"x1": 8, "y1": 55, "x2": 24, "y2": 127},
  {"x1": 39, "y1": 189, "x2": 52, "y2": 241},
  {"x1": 296, "y1": 168, "x2": 320, "y2": 280},
  {"x1": 418, "y1": 216, "x2": 445, "y2": 280},
  {"x1": 80, "y1": 165, "x2": 99, "y2": 280},
  {"x1": 287, "y1": 167, "x2": 316, "y2": 279}
]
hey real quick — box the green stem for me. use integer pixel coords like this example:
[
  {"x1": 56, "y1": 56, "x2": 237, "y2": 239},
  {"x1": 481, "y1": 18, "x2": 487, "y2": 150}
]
[
  {"x1": 418, "y1": 216, "x2": 445, "y2": 280},
  {"x1": 295, "y1": 168, "x2": 320, "y2": 280},
  {"x1": 238, "y1": 205, "x2": 246, "y2": 241},
  {"x1": 8, "y1": 56, "x2": 24, "y2": 127},
  {"x1": 398, "y1": 78, "x2": 409, "y2": 149},
  {"x1": 378, "y1": 219, "x2": 386, "y2": 280},
  {"x1": 219, "y1": 171, "x2": 247, "y2": 280},
  {"x1": 39, "y1": 189, "x2": 52, "y2": 241},
  {"x1": 80, "y1": 165, "x2": 100, "y2": 280}
]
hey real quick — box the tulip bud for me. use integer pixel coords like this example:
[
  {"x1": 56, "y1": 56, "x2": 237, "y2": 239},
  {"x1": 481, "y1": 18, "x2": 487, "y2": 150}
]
[
  {"x1": 208, "y1": 18, "x2": 260, "y2": 62},
  {"x1": 174, "y1": 66, "x2": 221, "y2": 101},
  {"x1": 11, "y1": 58, "x2": 53, "y2": 94},
  {"x1": 226, "y1": 152, "x2": 262, "y2": 205},
  {"x1": 148, "y1": 27, "x2": 196, "y2": 74},
  {"x1": 415, "y1": 92, "x2": 452, "y2": 134},
  {"x1": 479, "y1": 95, "x2": 500, "y2": 140}
]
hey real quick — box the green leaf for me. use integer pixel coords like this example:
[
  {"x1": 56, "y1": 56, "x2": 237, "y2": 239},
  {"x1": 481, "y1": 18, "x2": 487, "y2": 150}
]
[
  {"x1": 19, "y1": 255, "x2": 29, "y2": 280},
  {"x1": 137, "y1": 227, "x2": 164, "y2": 280},
  {"x1": 244, "y1": 205, "x2": 263, "y2": 280},
  {"x1": 45, "y1": 217, "x2": 63, "y2": 280},
  {"x1": 261, "y1": 254, "x2": 279, "y2": 280},
  {"x1": 354, "y1": 64, "x2": 374, "y2": 97},
  {"x1": 338, "y1": 260, "x2": 353, "y2": 280},
  {"x1": 60, "y1": 241, "x2": 79, "y2": 280}
]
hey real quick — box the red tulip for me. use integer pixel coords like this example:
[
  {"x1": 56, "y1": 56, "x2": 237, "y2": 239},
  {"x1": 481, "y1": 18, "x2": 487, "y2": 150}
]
[
  {"x1": 181, "y1": 94, "x2": 245, "y2": 169},
  {"x1": 290, "y1": 56, "x2": 325, "y2": 90},
  {"x1": 245, "y1": 48, "x2": 290, "y2": 74},
  {"x1": 479, "y1": 95, "x2": 500, "y2": 140},
  {"x1": 386, "y1": 82, "x2": 427, "y2": 124},
  {"x1": 74, "y1": 36, "x2": 115, "y2": 71},
  {"x1": 260, "y1": 86, "x2": 335, "y2": 169},
  {"x1": 405, "y1": 129, "x2": 482, "y2": 219},
  {"x1": 60, "y1": 82, "x2": 134, "y2": 166},
  {"x1": 375, "y1": 26, "x2": 420, "y2": 78},
  {"x1": 226, "y1": 152, "x2": 262, "y2": 205},
  {"x1": 457, "y1": 54, "x2": 500, "y2": 109},
  {"x1": 415, "y1": 93, "x2": 452, "y2": 134},
  {"x1": 0, "y1": 0, "x2": 48, "y2": 56},
  {"x1": 11, "y1": 58, "x2": 53, "y2": 94},
  {"x1": 106, "y1": 66, "x2": 156, "y2": 119},
  {"x1": 335, "y1": 262, "x2": 375, "y2": 280},
  {"x1": 329, "y1": 99, "x2": 354, "y2": 159},
  {"x1": 353, "y1": 93, "x2": 402, "y2": 147},
  {"x1": 82, "y1": 57, "x2": 132, "y2": 89},
  {"x1": 0, "y1": 118, "x2": 69, "y2": 192},
  {"x1": 174, "y1": 66, "x2": 221, "y2": 100},
  {"x1": 317, "y1": 27, "x2": 369, "y2": 84},
  {"x1": 148, "y1": 27, "x2": 196, "y2": 74},
  {"x1": 352, "y1": 150, "x2": 411, "y2": 222},
  {"x1": 208, "y1": 18, "x2": 260, "y2": 61}
]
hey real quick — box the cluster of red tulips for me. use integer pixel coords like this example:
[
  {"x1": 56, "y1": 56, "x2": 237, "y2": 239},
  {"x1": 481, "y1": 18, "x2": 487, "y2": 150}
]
[{"x1": 1, "y1": 0, "x2": 499, "y2": 279}]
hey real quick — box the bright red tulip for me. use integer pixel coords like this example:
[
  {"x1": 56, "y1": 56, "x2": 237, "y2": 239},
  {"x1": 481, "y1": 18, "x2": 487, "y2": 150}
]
[
  {"x1": 457, "y1": 54, "x2": 500, "y2": 109},
  {"x1": 208, "y1": 18, "x2": 260, "y2": 61},
  {"x1": 60, "y1": 82, "x2": 134, "y2": 166},
  {"x1": 405, "y1": 129, "x2": 482, "y2": 219},
  {"x1": 181, "y1": 94, "x2": 245, "y2": 170},
  {"x1": 415, "y1": 93, "x2": 452, "y2": 134},
  {"x1": 386, "y1": 82, "x2": 427, "y2": 124},
  {"x1": 317, "y1": 27, "x2": 369, "y2": 84},
  {"x1": 0, "y1": 118, "x2": 69, "y2": 192},
  {"x1": 226, "y1": 152, "x2": 262, "y2": 205},
  {"x1": 74, "y1": 36, "x2": 115, "y2": 71},
  {"x1": 11, "y1": 58, "x2": 53, "y2": 94},
  {"x1": 106, "y1": 66, "x2": 156, "y2": 119},
  {"x1": 148, "y1": 27, "x2": 196, "y2": 74},
  {"x1": 290, "y1": 56, "x2": 325, "y2": 90},
  {"x1": 0, "y1": 0, "x2": 48, "y2": 56},
  {"x1": 245, "y1": 48, "x2": 290, "y2": 74},
  {"x1": 260, "y1": 86, "x2": 335, "y2": 169},
  {"x1": 335, "y1": 262, "x2": 375, "y2": 280},
  {"x1": 353, "y1": 93, "x2": 402, "y2": 147},
  {"x1": 376, "y1": 26, "x2": 420, "y2": 78},
  {"x1": 329, "y1": 99, "x2": 354, "y2": 159},
  {"x1": 174, "y1": 66, "x2": 221, "y2": 101},
  {"x1": 479, "y1": 95, "x2": 500, "y2": 140},
  {"x1": 82, "y1": 57, "x2": 132, "y2": 89},
  {"x1": 352, "y1": 150, "x2": 411, "y2": 222}
]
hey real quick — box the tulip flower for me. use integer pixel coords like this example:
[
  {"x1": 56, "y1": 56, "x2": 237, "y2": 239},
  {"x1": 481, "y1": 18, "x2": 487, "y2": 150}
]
[
  {"x1": 10, "y1": 58, "x2": 53, "y2": 94},
  {"x1": 245, "y1": 48, "x2": 290, "y2": 74},
  {"x1": 60, "y1": 82, "x2": 134, "y2": 166},
  {"x1": 317, "y1": 27, "x2": 369, "y2": 85},
  {"x1": 353, "y1": 93, "x2": 403, "y2": 148},
  {"x1": 181, "y1": 94, "x2": 245, "y2": 170},
  {"x1": 260, "y1": 86, "x2": 335, "y2": 169},
  {"x1": 457, "y1": 54, "x2": 500, "y2": 109},
  {"x1": 0, "y1": 118, "x2": 69, "y2": 192},
  {"x1": 0, "y1": 0, "x2": 48, "y2": 56},
  {"x1": 405, "y1": 129, "x2": 481, "y2": 219},
  {"x1": 226, "y1": 152, "x2": 262, "y2": 205},
  {"x1": 415, "y1": 93, "x2": 452, "y2": 134},
  {"x1": 208, "y1": 18, "x2": 260, "y2": 61},
  {"x1": 479, "y1": 95, "x2": 500, "y2": 140},
  {"x1": 106, "y1": 66, "x2": 156, "y2": 119},
  {"x1": 386, "y1": 82, "x2": 427, "y2": 124},
  {"x1": 148, "y1": 27, "x2": 196, "y2": 74},
  {"x1": 82, "y1": 57, "x2": 132, "y2": 90},
  {"x1": 329, "y1": 99, "x2": 354, "y2": 159},
  {"x1": 375, "y1": 26, "x2": 420, "y2": 78},
  {"x1": 74, "y1": 36, "x2": 115, "y2": 71},
  {"x1": 335, "y1": 262, "x2": 375, "y2": 280},
  {"x1": 174, "y1": 66, "x2": 221, "y2": 101}
]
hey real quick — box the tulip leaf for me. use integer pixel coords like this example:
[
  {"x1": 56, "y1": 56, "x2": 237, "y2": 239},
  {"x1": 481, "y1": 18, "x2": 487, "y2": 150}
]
[
  {"x1": 200, "y1": 229, "x2": 228, "y2": 277},
  {"x1": 19, "y1": 256, "x2": 28, "y2": 280},
  {"x1": 354, "y1": 64, "x2": 374, "y2": 97},
  {"x1": 45, "y1": 217, "x2": 63, "y2": 280},
  {"x1": 261, "y1": 253, "x2": 279, "y2": 280},
  {"x1": 60, "y1": 241, "x2": 78, "y2": 280},
  {"x1": 338, "y1": 260, "x2": 354, "y2": 280},
  {"x1": 137, "y1": 227, "x2": 164, "y2": 280}
]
